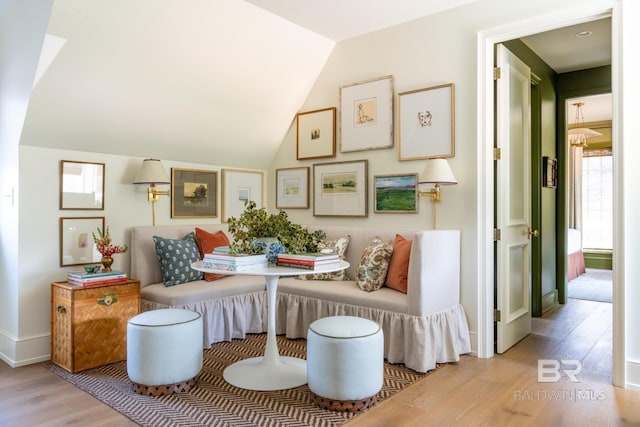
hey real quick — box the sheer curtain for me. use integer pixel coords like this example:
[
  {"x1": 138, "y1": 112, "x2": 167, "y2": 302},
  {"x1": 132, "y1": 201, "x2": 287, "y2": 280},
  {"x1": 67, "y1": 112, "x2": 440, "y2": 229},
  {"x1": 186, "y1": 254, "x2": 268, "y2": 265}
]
[{"x1": 568, "y1": 146, "x2": 583, "y2": 231}]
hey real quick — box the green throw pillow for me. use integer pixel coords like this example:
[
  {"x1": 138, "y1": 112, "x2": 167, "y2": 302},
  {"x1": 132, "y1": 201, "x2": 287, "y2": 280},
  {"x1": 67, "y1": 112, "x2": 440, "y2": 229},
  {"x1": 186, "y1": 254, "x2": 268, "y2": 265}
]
[{"x1": 153, "y1": 232, "x2": 203, "y2": 287}]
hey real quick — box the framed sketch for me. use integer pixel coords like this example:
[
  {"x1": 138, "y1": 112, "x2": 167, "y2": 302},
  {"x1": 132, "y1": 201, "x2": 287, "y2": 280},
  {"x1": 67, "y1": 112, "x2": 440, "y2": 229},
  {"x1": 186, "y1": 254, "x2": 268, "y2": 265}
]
[
  {"x1": 59, "y1": 160, "x2": 105, "y2": 210},
  {"x1": 374, "y1": 173, "x2": 418, "y2": 213},
  {"x1": 397, "y1": 83, "x2": 455, "y2": 161},
  {"x1": 222, "y1": 168, "x2": 264, "y2": 222},
  {"x1": 339, "y1": 75, "x2": 394, "y2": 152},
  {"x1": 296, "y1": 107, "x2": 336, "y2": 160},
  {"x1": 313, "y1": 160, "x2": 368, "y2": 217},
  {"x1": 276, "y1": 167, "x2": 309, "y2": 209},
  {"x1": 171, "y1": 168, "x2": 217, "y2": 218},
  {"x1": 59, "y1": 216, "x2": 104, "y2": 267},
  {"x1": 543, "y1": 156, "x2": 558, "y2": 188}
]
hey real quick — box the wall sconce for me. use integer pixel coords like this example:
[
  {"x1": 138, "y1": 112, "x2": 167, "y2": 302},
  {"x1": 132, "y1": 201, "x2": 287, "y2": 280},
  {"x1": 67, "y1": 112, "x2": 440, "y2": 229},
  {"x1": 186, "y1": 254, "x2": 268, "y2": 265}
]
[
  {"x1": 418, "y1": 158, "x2": 457, "y2": 229},
  {"x1": 133, "y1": 158, "x2": 170, "y2": 226}
]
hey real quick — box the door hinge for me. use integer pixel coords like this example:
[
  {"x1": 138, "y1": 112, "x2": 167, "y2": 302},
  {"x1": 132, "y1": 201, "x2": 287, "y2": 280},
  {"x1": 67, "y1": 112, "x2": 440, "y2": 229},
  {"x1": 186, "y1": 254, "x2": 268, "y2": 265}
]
[
  {"x1": 494, "y1": 147, "x2": 501, "y2": 160},
  {"x1": 494, "y1": 67, "x2": 501, "y2": 80},
  {"x1": 494, "y1": 309, "x2": 501, "y2": 322},
  {"x1": 494, "y1": 228, "x2": 501, "y2": 241}
]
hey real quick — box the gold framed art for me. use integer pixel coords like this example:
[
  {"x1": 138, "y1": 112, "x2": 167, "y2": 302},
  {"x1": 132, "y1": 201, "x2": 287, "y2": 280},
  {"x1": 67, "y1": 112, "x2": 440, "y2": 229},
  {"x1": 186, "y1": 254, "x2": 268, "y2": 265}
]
[
  {"x1": 276, "y1": 167, "x2": 309, "y2": 209},
  {"x1": 296, "y1": 107, "x2": 336, "y2": 160},
  {"x1": 59, "y1": 160, "x2": 105, "y2": 210},
  {"x1": 171, "y1": 168, "x2": 218, "y2": 218},
  {"x1": 339, "y1": 75, "x2": 394, "y2": 152},
  {"x1": 397, "y1": 83, "x2": 455, "y2": 161},
  {"x1": 313, "y1": 160, "x2": 368, "y2": 217}
]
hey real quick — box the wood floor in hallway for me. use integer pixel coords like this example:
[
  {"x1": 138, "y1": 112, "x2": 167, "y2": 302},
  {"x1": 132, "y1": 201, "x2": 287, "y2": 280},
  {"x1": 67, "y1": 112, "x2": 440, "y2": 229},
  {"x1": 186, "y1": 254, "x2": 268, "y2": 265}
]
[{"x1": 1, "y1": 298, "x2": 639, "y2": 426}]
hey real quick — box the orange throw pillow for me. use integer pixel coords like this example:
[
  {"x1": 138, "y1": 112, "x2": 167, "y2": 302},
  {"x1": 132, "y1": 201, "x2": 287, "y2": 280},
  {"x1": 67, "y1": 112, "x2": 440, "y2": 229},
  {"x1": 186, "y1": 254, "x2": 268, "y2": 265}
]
[
  {"x1": 385, "y1": 234, "x2": 412, "y2": 293},
  {"x1": 195, "y1": 227, "x2": 230, "y2": 282}
]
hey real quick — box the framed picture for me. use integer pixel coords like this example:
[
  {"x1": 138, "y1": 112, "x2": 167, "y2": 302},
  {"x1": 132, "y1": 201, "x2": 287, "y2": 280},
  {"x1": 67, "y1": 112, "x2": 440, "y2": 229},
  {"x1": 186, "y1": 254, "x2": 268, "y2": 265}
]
[
  {"x1": 397, "y1": 83, "x2": 455, "y2": 161},
  {"x1": 340, "y1": 75, "x2": 394, "y2": 152},
  {"x1": 171, "y1": 168, "x2": 218, "y2": 218},
  {"x1": 59, "y1": 216, "x2": 104, "y2": 267},
  {"x1": 59, "y1": 160, "x2": 105, "y2": 210},
  {"x1": 296, "y1": 107, "x2": 336, "y2": 160},
  {"x1": 543, "y1": 156, "x2": 558, "y2": 188},
  {"x1": 222, "y1": 168, "x2": 264, "y2": 222},
  {"x1": 374, "y1": 173, "x2": 418, "y2": 213},
  {"x1": 276, "y1": 167, "x2": 309, "y2": 209},
  {"x1": 313, "y1": 160, "x2": 368, "y2": 217}
]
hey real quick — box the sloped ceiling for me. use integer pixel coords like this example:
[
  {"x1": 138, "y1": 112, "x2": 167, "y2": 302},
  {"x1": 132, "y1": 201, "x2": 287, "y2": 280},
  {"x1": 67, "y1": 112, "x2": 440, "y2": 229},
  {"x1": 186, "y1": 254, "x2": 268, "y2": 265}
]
[
  {"x1": 20, "y1": 0, "x2": 608, "y2": 169},
  {"x1": 21, "y1": 0, "x2": 482, "y2": 169},
  {"x1": 20, "y1": 0, "x2": 335, "y2": 169}
]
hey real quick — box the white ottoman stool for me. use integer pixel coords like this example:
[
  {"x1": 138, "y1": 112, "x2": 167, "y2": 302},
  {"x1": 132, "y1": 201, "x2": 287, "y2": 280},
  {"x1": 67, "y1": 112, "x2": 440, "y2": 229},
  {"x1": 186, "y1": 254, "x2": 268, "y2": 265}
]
[
  {"x1": 307, "y1": 316, "x2": 384, "y2": 412},
  {"x1": 127, "y1": 308, "x2": 203, "y2": 396}
]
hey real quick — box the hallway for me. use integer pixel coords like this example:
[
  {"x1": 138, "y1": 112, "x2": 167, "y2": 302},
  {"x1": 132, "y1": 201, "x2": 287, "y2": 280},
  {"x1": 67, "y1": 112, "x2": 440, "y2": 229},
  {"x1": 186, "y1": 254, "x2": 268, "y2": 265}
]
[{"x1": 532, "y1": 297, "x2": 612, "y2": 378}]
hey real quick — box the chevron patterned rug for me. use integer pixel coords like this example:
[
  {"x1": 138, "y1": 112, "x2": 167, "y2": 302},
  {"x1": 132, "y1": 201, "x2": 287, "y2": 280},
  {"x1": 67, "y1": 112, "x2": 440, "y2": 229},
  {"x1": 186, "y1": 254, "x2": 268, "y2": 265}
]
[{"x1": 46, "y1": 334, "x2": 433, "y2": 427}]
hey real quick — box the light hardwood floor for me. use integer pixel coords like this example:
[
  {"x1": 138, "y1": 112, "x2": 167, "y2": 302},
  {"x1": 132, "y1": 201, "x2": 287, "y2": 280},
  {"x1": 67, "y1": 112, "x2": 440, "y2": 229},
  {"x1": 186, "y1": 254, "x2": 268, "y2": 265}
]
[{"x1": 1, "y1": 298, "x2": 639, "y2": 426}]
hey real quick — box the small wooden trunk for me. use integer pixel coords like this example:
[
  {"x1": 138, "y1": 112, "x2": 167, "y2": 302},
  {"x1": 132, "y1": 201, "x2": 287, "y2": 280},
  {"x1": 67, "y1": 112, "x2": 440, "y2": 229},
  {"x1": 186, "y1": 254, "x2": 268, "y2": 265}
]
[{"x1": 51, "y1": 280, "x2": 140, "y2": 373}]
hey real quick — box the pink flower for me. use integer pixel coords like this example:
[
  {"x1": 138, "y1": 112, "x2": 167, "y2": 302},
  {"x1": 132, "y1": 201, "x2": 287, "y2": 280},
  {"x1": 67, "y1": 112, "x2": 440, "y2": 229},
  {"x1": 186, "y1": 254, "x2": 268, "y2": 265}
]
[{"x1": 92, "y1": 226, "x2": 128, "y2": 257}]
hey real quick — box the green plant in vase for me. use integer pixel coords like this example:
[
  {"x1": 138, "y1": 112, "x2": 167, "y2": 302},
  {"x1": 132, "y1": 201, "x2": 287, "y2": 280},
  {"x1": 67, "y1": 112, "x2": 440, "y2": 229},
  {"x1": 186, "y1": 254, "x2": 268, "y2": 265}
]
[{"x1": 227, "y1": 201, "x2": 325, "y2": 259}]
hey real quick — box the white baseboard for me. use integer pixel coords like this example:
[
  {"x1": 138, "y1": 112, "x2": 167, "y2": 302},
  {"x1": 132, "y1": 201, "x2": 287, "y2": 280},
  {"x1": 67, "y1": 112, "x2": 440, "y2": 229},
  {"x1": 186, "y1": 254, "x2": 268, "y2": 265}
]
[
  {"x1": 0, "y1": 329, "x2": 50, "y2": 367},
  {"x1": 468, "y1": 330, "x2": 478, "y2": 357},
  {"x1": 626, "y1": 360, "x2": 640, "y2": 390}
]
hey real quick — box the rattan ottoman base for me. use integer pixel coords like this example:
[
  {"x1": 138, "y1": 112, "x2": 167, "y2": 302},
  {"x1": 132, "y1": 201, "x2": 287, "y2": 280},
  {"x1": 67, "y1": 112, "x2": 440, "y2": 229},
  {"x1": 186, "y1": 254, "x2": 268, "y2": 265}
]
[
  {"x1": 132, "y1": 377, "x2": 197, "y2": 396},
  {"x1": 311, "y1": 392, "x2": 378, "y2": 412}
]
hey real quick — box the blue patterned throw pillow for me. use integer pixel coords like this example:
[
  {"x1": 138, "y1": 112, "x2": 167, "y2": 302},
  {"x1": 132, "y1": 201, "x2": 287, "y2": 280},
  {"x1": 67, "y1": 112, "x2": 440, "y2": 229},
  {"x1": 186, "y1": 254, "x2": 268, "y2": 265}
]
[{"x1": 153, "y1": 232, "x2": 203, "y2": 287}]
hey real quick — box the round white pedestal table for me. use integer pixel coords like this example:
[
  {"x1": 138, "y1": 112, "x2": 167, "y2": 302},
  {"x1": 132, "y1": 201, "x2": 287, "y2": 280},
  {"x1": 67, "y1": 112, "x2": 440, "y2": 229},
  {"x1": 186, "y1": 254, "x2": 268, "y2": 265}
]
[{"x1": 191, "y1": 260, "x2": 349, "y2": 391}]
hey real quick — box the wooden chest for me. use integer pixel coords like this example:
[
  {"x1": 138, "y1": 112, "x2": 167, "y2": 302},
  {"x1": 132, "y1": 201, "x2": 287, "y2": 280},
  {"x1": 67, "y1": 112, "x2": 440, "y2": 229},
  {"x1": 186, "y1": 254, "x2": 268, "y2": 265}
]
[{"x1": 50, "y1": 280, "x2": 140, "y2": 373}]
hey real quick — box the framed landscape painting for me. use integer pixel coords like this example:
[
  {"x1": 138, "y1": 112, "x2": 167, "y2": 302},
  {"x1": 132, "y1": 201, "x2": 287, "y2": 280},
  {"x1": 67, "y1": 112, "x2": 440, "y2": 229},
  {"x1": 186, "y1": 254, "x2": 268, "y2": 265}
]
[
  {"x1": 374, "y1": 173, "x2": 418, "y2": 213},
  {"x1": 276, "y1": 167, "x2": 309, "y2": 209},
  {"x1": 171, "y1": 168, "x2": 217, "y2": 218},
  {"x1": 313, "y1": 160, "x2": 368, "y2": 217}
]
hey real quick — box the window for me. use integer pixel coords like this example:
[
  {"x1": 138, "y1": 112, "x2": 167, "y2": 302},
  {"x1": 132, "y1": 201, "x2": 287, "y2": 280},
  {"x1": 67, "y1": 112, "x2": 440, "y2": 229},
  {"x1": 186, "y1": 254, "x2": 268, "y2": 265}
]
[{"x1": 582, "y1": 149, "x2": 612, "y2": 249}]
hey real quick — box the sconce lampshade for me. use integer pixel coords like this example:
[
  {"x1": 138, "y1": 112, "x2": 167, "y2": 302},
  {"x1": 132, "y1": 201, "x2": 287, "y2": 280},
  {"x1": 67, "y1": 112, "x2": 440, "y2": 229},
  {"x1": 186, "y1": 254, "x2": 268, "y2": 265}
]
[
  {"x1": 133, "y1": 159, "x2": 170, "y2": 184},
  {"x1": 418, "y1": 158, "x2": 457, "y2": 185}
]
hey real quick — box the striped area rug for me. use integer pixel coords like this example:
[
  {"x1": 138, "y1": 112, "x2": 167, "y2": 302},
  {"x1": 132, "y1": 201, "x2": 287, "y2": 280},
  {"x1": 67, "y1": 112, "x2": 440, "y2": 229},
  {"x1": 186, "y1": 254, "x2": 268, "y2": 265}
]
[{"x1": 46, "y1": 334, "x2": 433, "y2": 427}]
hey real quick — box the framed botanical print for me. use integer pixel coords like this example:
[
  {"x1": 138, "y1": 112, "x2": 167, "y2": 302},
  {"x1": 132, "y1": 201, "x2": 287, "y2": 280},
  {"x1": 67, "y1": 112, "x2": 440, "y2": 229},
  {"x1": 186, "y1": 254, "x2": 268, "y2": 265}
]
[
  {"x1": 171, "y1": 168, "x2": 218, "y2": 218},
  {"x1": 276, "y1": 167, "x2": 309, "y2": 209},
  {"x1": 313, "y1": 160, "x2": 368, "y2": 217},
  {"x1": 398, "y1": 83, "x2": 455, "y2": 160},
  {"x1": 339, "y1": 75, "x2": 394, "y2": 152}
]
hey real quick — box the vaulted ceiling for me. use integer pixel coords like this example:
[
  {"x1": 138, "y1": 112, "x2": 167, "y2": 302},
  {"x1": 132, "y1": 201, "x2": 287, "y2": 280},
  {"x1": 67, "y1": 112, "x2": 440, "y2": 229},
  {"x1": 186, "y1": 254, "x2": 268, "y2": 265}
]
[
  {"x1": 20, "y1": 0, "x2": 610, "y2": 169},
  {"x1": 21, "y1": 0, "x2": 476, "y2": 169}
]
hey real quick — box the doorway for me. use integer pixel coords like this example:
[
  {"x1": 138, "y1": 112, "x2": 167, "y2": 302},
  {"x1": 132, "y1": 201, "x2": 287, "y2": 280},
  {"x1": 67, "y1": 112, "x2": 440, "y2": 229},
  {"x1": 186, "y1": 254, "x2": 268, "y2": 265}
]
[
  {"x1": 477, "y1": 6, "x2": 622, "y2": 385},
  {"x1": 564, "y1": 94, "x2": 613, "y2": 304}
]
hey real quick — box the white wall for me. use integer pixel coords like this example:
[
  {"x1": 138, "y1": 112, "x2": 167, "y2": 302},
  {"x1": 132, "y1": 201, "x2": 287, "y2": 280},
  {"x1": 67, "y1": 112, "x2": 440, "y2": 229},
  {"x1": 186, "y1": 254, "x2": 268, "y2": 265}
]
[
  {"x1": 269, "y1": 0, "x2": 628, "y2": 357},
  {"x1": 3, "y1": 145, "x2": 239, "y2": 365},
  {"x1": 5, "y1": 0, "x2": 639, "y2": 389},
  {"x1": 0, "y1": 0, "x2": 53, "y2": 365}
]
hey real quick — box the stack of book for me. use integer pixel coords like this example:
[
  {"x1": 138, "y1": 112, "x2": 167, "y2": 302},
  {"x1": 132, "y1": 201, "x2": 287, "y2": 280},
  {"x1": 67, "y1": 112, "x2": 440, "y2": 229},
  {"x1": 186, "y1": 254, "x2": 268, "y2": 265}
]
[
  {"x1": 276, "y1": 252, "x2": 340, "y2": 271},
  {"x1": 201, "y1": 252, "x2": 267, "y2": 271},
  {"x1": 67, "y1": 270, "x2": 128, "y2": 287}
]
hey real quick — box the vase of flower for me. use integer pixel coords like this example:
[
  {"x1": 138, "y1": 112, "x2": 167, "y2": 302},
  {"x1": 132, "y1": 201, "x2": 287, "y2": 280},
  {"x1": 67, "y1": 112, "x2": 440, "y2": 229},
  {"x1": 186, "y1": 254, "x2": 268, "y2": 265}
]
[
  {"x1": 101, "y1": 256, "x2": 114, "y2": 272},
  {"x1": 93, "y1": 226, "x2": 128, "y2": 271}
]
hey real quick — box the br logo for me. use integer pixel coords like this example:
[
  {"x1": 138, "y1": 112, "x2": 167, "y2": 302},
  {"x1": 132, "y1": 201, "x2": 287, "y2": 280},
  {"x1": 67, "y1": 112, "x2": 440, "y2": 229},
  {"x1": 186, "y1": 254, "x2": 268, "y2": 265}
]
[{"x1": 538, "y1": 359, "x2": 583, "y2": 383}]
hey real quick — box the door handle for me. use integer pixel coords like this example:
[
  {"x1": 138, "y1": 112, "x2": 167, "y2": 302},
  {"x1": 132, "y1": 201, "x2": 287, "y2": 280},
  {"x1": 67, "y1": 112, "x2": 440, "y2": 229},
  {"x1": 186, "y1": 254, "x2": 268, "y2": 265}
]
[{"x1": 527, "y1": 227, "x2": 539, "y2": 239}]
